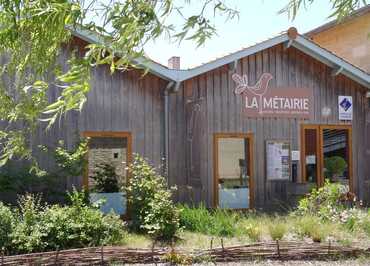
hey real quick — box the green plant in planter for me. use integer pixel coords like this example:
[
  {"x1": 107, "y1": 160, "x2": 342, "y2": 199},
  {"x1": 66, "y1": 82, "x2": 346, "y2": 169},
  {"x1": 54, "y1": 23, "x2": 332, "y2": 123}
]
[
  {"x1": 324, "y1": 156, "x2": 348, "y2": 180},
  {"x1": 91, "y1": 163, "x2": 120, "y2": 193}
]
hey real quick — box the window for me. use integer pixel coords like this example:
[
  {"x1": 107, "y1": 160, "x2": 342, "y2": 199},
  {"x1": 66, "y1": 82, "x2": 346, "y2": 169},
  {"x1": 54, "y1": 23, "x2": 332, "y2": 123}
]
[
  {"x1": 82, "y1": 132, "x2": 132, "y2": 215},
  {"x1": 214, "y1": 133, "x2": 254, "y2": 209},
  {"x1": 301, "y1": 125, "x2": 352, "y2": 188}
]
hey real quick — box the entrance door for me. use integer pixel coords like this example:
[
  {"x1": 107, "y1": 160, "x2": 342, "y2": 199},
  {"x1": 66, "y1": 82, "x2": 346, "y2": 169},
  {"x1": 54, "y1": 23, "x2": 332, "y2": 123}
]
[
  {"x1": 301, "y1": 125, "x2": 352, "y2": 189},
  {"x1": 214, "y1": 133, "x2": 253, "y2": 209}
]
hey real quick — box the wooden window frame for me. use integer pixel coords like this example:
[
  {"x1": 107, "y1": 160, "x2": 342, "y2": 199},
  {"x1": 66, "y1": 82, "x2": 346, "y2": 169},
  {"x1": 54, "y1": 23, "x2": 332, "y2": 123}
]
[
  {"x1": 300, "y1": 125, "x2": 353, "y2": 190},
  {"x1": 81, "y1": 131, "x2": 132, "y2": 190},
  {"x1": 213, "y1": 132, "x2": 254, "y2": 209}
]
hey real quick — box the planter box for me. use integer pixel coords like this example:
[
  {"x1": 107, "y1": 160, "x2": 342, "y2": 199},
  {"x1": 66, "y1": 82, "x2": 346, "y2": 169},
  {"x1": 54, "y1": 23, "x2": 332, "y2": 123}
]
[{"x1": 90, "y1": 192, "x2": 126, "y2": 215}]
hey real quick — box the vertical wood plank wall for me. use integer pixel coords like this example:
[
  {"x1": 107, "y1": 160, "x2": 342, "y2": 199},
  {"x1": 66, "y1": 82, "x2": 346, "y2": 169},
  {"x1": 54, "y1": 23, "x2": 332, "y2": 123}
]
[
  {"x1": 168, "y1": 44, "x2": 369, "y2": 208},
  {"x1": 23, "y1": 41, "x2": 370, "y2": 208},
  {"x1": 32, "y1": 45, "x2": 166, "y2": 189}
]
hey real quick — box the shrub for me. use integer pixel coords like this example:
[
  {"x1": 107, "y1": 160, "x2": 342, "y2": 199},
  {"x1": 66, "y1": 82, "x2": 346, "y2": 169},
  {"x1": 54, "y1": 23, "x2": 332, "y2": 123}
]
[
  {"x1": 296, "y1": 180, "x2": 350, "y2": 220},
  {"x1": 244, "y1": 223, "x2": 262, "y2": 242},
  {"x1": 11, "y1": 194, "x2": 47, "y2": 254},
  {"x1": 179, "y1": 204, "x2": 239, "y2": 237},
  {"x1": 127, "y1": 155, "x2": 180, "y2": 240},
  {"x1": 9, "y1": 191, "x2": 125, "y2": 254},
  {"x1": 0, "y1": 202, "x2": 15, "y2": 251},
  {"x1": 268, "y1": 219, "x2": 287, "y2": 241},
  {"x1": 179, "y1": 204, "x2": 213, "y2": 234},
  {"x1": 209, "y1": 208, "x2": 238, "y2": 237},
  {"x1": 294, "y1": 216, "x2": 327, "y2": 242},
  {"x1": 324, "y1": 156, "x2": 347, "y2": 180},
  {"x1": 90, "y1": 163, "x2": 120, "y2": 193}
]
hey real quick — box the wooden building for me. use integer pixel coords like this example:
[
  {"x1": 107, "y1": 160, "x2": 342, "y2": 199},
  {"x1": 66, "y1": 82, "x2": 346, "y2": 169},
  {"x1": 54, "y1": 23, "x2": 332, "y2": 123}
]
[
  {"x1": 10, "y1": 26, "x2": 370, "y2": 210},
  {"x1": 306, "y1": 5, "x2": 370, "y2": 73}
]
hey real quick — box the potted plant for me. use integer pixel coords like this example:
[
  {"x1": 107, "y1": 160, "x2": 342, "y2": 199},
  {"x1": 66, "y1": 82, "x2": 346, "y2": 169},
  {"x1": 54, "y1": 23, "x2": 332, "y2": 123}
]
[
  {"x1": 324, "y1": 156, "x2": 348, "y2": 182},
  {"x1": 89, "y1": 163, "x2": 126, "y2": 215}
]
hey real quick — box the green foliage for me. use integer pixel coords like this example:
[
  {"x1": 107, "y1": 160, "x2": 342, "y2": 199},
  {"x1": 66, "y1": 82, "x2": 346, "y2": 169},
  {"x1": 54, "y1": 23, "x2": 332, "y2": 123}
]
[
  {"x1": 268, "y1": 220, "x2": 287, "y2": 241},
  {"x1": 179, "y1": 204, "x2": 239, "y2": 237},
  {"x1": 0, "y1": 202, "x2": 14, "y2": 250},
  {"x1": 91, "y1": 163, "x2": 120, "y2": 193},
  {"x1": 294, "y1": 216, "x2": 327, "y2": 242},
  {"x1": 324, "y1": 156, "x2": 348, "y2": 179},
  {"x1": 53, "y1": 138, "x2": 88, "y2": 177},
  {"x1": 244, "y1": 223, "x2": 262, "y2": 242},
  {"x1": 11, "y1": 194, "x2": 47, "y2": 253},
  {"x1": 296, "y1": 180, "x2": 348, "y2": 220},
  {"x1": 0, "y1": 0, "x2": 238, "y2": 172},
  {"x1": 127, "y1": 155, "x2": 180, "y2": 240},
  {"x1": 280, "y1": 0, "x2": 367, "y2": 20},
  {"x1": 6, "y1": 191, "x2": 125, "y2": 255}
]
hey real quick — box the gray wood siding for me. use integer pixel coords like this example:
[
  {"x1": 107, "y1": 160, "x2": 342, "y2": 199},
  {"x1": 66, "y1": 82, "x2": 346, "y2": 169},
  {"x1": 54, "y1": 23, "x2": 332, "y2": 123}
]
[
  {"x1": 32, "y1": 44, "x2": 166, "y2": 189},
  {"x1": 169, "y1": 44, "x2": 369, "y2": 208}
]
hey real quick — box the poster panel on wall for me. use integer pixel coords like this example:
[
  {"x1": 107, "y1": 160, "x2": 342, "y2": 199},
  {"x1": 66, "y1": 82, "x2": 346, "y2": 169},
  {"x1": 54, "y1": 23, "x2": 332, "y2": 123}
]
[{"x1": 266, "y1": 141, "x2": 291, "y2": 180}]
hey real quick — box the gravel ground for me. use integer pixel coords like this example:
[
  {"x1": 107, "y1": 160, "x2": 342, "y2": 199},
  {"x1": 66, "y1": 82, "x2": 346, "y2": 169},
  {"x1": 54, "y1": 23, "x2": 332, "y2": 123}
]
[{"x1": 121, "y1": 259, "x2": 370, "y2": 265}]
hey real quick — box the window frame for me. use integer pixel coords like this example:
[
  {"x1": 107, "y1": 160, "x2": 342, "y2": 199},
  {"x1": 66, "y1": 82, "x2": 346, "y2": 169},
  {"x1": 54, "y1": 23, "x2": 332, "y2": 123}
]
[
  {"x1": 300, "y1": 125, "x2": 352, "y2": 190},
  {"x1": 81, "y1": 131, "x2": 132, "y2": 190},
  {"x1": 213, "y1": 132, "x2": 254, "y2": 209}
]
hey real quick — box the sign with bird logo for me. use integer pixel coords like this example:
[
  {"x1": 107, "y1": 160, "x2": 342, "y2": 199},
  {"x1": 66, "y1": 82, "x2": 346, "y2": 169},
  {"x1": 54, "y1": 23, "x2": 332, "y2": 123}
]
[{"x1": 232, "y1": 73, "x2": 314, "y2": 119}]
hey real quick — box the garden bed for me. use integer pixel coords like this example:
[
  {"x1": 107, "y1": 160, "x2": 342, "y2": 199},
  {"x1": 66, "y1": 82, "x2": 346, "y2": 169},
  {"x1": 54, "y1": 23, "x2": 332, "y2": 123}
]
[{"x1": 1, "y1": 241, "x2": 369, "y2": 265}]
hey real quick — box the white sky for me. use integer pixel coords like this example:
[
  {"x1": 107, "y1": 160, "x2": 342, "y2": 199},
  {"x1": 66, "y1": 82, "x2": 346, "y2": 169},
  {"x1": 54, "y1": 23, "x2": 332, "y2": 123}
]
[{"x1": 144, "y1": 0, "x2": 335, "y2": 69}]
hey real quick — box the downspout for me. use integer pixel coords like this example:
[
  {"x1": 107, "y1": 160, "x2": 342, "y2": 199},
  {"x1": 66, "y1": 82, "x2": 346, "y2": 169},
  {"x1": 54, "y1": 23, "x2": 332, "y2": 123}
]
[
  {"x1": 164, "y1": 81, "x2": 174, "y2": 183},
  {"x1": 163, "y1": 81, "x2": 181, "y2": 184}
]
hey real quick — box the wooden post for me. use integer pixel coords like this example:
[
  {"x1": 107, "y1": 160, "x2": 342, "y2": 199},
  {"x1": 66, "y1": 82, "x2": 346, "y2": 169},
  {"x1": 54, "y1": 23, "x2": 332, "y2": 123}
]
[
  {"x1": 1, "y1": 247, "x2": 4, "y2": 266},
  {"x1": 328, "y1": 239, "x2": 331, "y2": 255},
  {"x1": 100, "y1": 246, "x2": 104, "y2": 266},
  {"x1": 221, "y1": 238, "x2": 224, "y2": 252},
  {"x1": 276, "y1": 240, "x2": 280, "y2": 258},
  {"x1": 54, "y1": 247, "x2": 59, "y2": 265},
  {"x1": 210, "y1": 237, "x2": 213, "y2": 250}
]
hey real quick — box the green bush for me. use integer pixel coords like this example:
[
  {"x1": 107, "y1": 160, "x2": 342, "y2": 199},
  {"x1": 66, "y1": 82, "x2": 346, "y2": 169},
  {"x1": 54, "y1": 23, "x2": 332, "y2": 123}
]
[
  {"x1": 244, "y1": 223, "x2": 262, "y2": 242},
  {"x1": 11, "y1": 194, "x2": 47, "y2": 253},
  {"x1": 268, "y1": 219, "x2": 287, "y2": 241},
  {"x1": 127, "y1": 155, "x2": 180, "y2": 240},
  {"x1": 294, "y1": 216, "x2": 327, "y2": 242},
  {"x1": 296, "y1": 180, "x2": 349, "y2": 220},
  {"x1": 179, "y1": 204, "x2": 239, "y2": 237},
  {"x1": 8, "y1": 191, "x2": 125, "y2": 254},
  {"x1": 0, "y1": 202, "x2": 15, "y2": 251},
  {"x1": 179, "y1": 204, "x2": 213, "y2": 234},
  {"x1": 324, "y1": 156, "x2": 347, "y2": 179},
  {"x1": 90, "y1": 163, "x2": 120, "y2": 193}
]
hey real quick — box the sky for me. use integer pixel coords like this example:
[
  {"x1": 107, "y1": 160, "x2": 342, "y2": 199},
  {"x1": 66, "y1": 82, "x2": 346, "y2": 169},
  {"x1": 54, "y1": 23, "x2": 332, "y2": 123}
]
[{"x1": 144, "y1": 0, "x2": 335, "y2": 69}]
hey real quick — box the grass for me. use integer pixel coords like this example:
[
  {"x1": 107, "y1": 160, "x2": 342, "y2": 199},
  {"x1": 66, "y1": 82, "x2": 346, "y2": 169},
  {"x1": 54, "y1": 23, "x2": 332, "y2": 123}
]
[{"x1": 118, "y1": 205, "x2": 370, "y2": 251}]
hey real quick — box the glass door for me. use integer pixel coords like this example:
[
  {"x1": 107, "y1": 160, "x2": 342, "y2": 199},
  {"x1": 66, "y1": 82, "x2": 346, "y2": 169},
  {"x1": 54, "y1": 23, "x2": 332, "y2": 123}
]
[
  {"x1": 301, "y1": 125, "x2": 352, "y2": 189},
  {"x1": 321, "y1": 127, "x2": 351, "y2": 187},
  {"x1": 214, "y1": 133, "x2": 253, "y2": 209}
]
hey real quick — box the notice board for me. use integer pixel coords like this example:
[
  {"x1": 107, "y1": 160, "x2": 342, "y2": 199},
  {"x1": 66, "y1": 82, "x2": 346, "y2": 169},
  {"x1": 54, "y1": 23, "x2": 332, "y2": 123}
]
[{"x1": 266, "y1": 140, "x2": 291, "y2": 180}]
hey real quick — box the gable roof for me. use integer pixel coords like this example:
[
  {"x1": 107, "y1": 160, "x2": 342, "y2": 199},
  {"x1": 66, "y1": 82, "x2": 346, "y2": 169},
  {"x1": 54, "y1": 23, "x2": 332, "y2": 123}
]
[
  {"x1": 71, "y1": 26, "x2": 370, "y2": 89},
  {"x1": 305, "y1": 4, "x2": 370, "y2": 37}
]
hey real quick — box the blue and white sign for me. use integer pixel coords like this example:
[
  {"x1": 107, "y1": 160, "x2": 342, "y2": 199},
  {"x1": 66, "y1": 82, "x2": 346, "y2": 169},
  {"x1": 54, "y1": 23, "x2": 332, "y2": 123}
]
[{"x1": 338, "y1": 96, "x2": 353, "y2": 121}]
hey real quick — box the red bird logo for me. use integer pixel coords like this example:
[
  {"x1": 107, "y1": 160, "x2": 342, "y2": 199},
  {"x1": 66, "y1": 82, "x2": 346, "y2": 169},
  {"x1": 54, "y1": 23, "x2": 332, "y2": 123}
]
[{"x1": 232, "y1": 73, "x2": 273, "y2": 114}]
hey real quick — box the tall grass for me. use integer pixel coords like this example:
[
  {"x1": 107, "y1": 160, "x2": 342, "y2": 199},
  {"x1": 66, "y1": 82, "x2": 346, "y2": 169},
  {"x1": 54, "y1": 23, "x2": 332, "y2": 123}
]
[{"x1": 179, "y1": 204, "x2": 240, "y2": 237}]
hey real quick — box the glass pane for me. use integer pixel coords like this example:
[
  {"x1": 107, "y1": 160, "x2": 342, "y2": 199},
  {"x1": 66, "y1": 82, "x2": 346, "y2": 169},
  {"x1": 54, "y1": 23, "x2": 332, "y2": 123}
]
[
  {"x1": 323, "y1": 129, "x2": 349, "y2": 185},
  {"x1": 304, "y1": 129, "x2": 318, "y2": 184},
  {"x1": 218, "y1": 138, "x2": 249, "y2": 209},
  {"x1": 88, "y1": 137, "x2": 128, "y2": 215}
]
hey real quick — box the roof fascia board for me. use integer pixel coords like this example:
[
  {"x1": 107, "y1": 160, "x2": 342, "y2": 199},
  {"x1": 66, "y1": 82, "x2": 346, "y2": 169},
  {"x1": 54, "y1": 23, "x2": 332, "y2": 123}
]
[
  {"x1": 71, "y1": 27, "x2": 179, "y2": 81},
  {"x1": 177, "y1": 34, "x2": 289, "y2": 81},
  {"x1": 293, "y1": 36, "x2": 370, "y2": 89}
]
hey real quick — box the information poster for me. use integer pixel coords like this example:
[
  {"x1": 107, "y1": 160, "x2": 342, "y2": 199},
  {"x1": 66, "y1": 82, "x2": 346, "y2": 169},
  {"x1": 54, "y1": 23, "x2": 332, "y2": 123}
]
[{"x1": 266, "y1": 141, "x2": 291, "y2": 180}]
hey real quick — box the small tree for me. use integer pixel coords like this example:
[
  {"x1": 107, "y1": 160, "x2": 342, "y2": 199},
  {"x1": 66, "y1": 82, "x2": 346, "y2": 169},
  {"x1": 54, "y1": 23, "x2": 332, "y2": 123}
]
[
  {"x1": 90, "y1": 163, "x2": 120, "y2": 193},
  {"x1": 324, "y1": 156, "x2": 348, "y2": 180},
  {"x1": 126, "y1": 155, "x2": 180, "y2": 241}
]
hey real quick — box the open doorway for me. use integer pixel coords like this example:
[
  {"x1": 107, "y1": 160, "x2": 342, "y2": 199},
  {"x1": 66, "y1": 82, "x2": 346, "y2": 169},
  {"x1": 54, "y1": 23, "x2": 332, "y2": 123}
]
[{"x1": 301, "y1": 125, "x2": 352, "y2": 189}]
